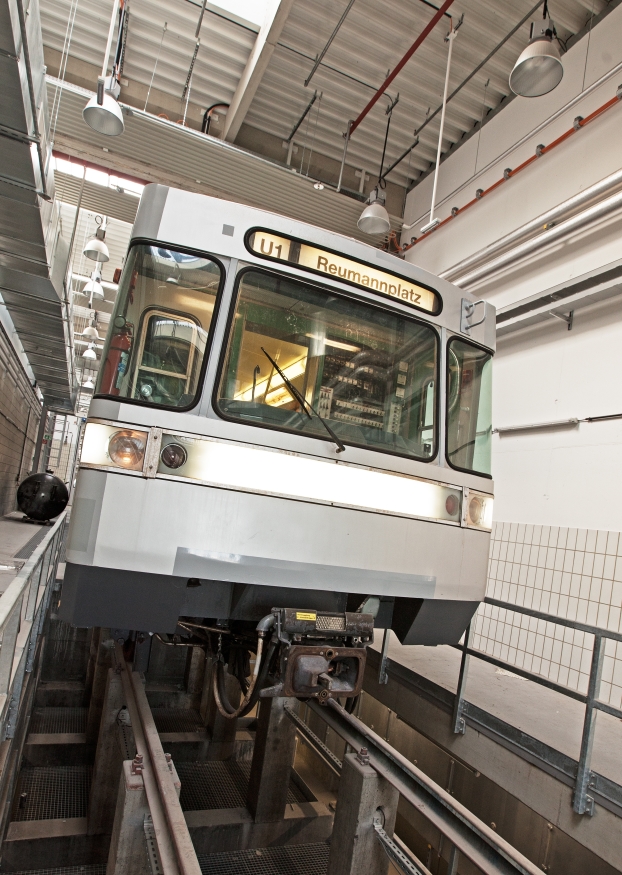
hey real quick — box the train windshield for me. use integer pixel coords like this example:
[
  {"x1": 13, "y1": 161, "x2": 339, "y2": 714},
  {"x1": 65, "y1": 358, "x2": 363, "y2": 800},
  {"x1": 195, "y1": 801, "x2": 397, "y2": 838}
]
[
  {"x1": 447, "y1": 338, "x2": 492, "y2": 476},
  {"x1": 96, "y1": 244, "x2": 221, "y2": 409},
  {"x1": 217, "y1": 269, "x2": 438, "y2": 460}
]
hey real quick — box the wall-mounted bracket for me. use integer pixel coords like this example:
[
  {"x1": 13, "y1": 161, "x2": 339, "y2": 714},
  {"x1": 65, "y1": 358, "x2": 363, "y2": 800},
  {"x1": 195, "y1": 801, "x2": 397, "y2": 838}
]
[
  {"x1": 460, "y1": 299, "x2": 485, "y2": 335},
  {"x1": 549, "y1": 310, "x2": 574, "y2": 330}
]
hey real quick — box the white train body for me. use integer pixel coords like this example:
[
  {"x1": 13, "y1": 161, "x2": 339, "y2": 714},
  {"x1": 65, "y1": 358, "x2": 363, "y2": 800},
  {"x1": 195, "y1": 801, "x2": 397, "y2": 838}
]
[{"x1": 61, "y1": 185, "x2": 495, "y2": 644}]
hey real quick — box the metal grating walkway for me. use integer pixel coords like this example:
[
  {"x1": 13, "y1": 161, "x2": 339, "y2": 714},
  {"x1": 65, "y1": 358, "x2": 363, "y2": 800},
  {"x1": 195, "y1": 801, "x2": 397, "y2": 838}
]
[
  {"x1": 29, "y1": 708, "x2": 87, "y2": 734},
  {"x1": 10, "y1": 868, "x2": 106, "y2": 875},
  {"x1": 152, "y1": 708, "x2": 204, "y2": 733},
  {"x1": 13, "y1": 766, "x2": 91, "y2": 821},
  {"x1": 197, "y1": 842, "x2": 330, "y2": 874},
  {"x1": 177, "y1": 761, "x2": 307, "y2": 811},
  {"x1": 13, "y1": 526, "x2": 52, "y2": 560}
]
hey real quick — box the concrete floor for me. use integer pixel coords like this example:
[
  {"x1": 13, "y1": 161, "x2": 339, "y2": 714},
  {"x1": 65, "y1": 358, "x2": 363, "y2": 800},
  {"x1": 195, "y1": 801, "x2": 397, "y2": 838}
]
[{"x1": 372, "y1": 632, "x2": 622, "y2": 786}]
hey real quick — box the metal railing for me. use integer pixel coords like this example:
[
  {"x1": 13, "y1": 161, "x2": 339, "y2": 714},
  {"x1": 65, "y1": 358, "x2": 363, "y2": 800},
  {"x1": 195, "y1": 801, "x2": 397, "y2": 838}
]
[
  {"x1": 376, "y1": 595, "x2": 622, "y2": 818},
  {"x1": 0, "y1": 511, "x2": 67, "y2": 741}
]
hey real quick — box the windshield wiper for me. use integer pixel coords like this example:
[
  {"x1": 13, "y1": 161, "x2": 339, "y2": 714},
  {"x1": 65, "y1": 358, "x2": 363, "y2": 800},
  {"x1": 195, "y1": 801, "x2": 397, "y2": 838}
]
[{"x1": 261, "y1": 347, "x2": 345, "y2": 453}]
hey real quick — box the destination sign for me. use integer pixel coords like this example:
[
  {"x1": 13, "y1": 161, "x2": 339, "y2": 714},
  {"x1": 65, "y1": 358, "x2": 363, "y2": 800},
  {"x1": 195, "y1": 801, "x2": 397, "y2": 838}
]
[{"x1": 247, "y1": 230, "x2": 440, "y2": 315}]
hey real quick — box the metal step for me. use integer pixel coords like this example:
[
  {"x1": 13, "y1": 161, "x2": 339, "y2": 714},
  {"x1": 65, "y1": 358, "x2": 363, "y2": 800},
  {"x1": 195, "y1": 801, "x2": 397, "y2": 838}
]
[
  {"x1": 29, "y1": 708, "x2": 87, "y2": 734},
  {"x1": 13, "y1": 766, "x2": 91, "y2": 821},
  {"x1": 197, "y1": 842, "x2": 330, "y2": 874},
  {"x1": 178, "y1": 761, "x2": 308, "y2": 811}
]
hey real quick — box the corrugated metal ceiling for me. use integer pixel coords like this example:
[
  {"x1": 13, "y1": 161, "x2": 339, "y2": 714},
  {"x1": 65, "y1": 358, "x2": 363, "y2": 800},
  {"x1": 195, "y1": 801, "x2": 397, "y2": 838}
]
[
  {"x1": 39, "y1": 0, "x2": 607, "y2": 195},
  {"x1": 47, "y1": 78, "x2": 403, "y2": 242}
]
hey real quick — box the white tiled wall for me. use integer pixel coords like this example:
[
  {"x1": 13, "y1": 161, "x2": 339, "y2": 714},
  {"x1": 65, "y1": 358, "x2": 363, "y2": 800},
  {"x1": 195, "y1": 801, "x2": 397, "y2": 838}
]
[{"x1": 472, "y1": 522, "x2": 622, "y2": 710}]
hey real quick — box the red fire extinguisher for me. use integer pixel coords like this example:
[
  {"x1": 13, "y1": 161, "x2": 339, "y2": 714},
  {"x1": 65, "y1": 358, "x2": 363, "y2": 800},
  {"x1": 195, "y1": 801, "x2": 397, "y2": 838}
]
[{"x1": 99, "y1": 328, "x2": 132, "y2": 396}]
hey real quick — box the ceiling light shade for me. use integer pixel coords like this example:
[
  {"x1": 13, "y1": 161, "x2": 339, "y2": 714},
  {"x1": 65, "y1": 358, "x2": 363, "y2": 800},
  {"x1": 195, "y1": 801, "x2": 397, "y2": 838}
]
[
  {"x1": 84, "y1": 279, "x2": 105, "y2": 300},
  {"x1": 83, "y1": 237, "x2": 109, "y2": 262},
  {"x1": 83, "y1": 377, "x2": 95, "y2": 389},
  {"x1": 83, "y1": 91, "x2": 125, "y2": 136},
  {"x1": 83, "y1": 325, "x2": 99, "y2": 340},
  {"x1": 510, "y1": 21, "x2": 563, "y2": 97},
  {"x1": 82, "y1": 345, "x2": 97, "y2": 361},
  {"x1": 358, "y1": 187, "x2": 391, "y2": 235}
]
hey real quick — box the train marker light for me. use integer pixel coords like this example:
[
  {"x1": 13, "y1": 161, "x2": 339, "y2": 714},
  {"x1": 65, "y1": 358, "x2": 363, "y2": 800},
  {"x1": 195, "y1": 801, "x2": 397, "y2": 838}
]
[{"x1": 108, "y1": 429, "x2": 148, "y2": 470}]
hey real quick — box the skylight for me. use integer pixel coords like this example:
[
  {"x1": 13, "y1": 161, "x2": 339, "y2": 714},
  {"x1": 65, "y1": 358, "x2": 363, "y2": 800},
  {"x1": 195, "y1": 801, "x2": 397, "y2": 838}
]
[{"x1": 208, "y1": 0, "x2": 272, "y2": 28}]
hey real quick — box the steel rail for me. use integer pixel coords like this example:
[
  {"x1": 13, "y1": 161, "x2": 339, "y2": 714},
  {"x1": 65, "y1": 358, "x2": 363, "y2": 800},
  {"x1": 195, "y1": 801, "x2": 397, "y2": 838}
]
[
  {"x1": 307, "y1": 698, "x2": 542, "y2": 875},
  {"x1": 114, "y1": 646, "x2": 182, "y2": 875},
  {"x1": 129, "y1": 665, "x2": 202, "y2": 875}
]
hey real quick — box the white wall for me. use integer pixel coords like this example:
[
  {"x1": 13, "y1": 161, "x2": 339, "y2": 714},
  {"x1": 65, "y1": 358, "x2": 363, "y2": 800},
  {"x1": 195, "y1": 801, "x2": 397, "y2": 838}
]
[{"x1": 402, "y1": 5, "x2": 622, "y2": 531}]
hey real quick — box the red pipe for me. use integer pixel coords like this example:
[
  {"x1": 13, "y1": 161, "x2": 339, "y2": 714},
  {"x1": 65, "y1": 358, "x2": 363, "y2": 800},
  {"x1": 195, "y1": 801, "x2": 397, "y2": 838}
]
[
  {"x1": 402, "y1": 88, "x2": 621, "y2": 252},
  {"x1": 349, "y1": 0, "x2": 456, "y2": 137}
]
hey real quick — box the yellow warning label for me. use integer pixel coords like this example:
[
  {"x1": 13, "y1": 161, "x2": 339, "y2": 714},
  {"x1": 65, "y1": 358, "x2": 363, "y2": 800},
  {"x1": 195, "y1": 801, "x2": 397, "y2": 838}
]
[{"x1": 296, "y1": 612, "x2": 317, "y2": 621}]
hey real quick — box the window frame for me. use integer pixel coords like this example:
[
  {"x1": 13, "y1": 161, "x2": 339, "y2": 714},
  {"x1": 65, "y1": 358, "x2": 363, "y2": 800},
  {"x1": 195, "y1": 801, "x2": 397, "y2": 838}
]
[
  {"x1": 244, "y1": 227, "x2": 443, "y2": 317},
  {"x1": 212, "y1": 265, "x2": 440, "y2": 464},
  {"x1": 93, "y1": 240, "x2": 226, "y2": 413},
  {"x1": 445, "y1": 334, "x2": 494, "y2": 479}
]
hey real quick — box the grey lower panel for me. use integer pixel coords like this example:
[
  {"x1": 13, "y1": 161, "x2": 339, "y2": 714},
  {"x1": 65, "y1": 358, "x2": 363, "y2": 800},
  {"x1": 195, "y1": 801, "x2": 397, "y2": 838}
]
[
  {"x1": 60, "y1": 562, "x2": 475, "y2": 647},
  {"x1": 391, "y1": 597, "x2": 479, "y2": 645},
  {"x1": 173, "y1": 547, "x2": 436, "y2": 598}
]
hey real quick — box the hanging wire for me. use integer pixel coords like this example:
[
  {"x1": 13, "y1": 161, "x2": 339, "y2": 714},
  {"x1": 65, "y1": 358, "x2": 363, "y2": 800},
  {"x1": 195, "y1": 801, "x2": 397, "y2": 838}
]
[
  {"x1": 299, "y1": 96, "x2": 314, "y2": 175},
  {"x1": 49, "y1": 0, "x2": 80, "y2": 150},
  {"x1": 306, "y1": 91, "x2": 323, "y2": 177},
  {"x1": 144, "y1": 22, "x2": 167, "y2": 111},
  {"x1": 473, "y1": 78, "x2": 490, "y2": 172}
]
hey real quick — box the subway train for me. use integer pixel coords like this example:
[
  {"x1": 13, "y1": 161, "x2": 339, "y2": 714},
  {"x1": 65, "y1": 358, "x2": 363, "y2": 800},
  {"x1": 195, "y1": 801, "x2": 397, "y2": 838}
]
[{"x1": 60, "y1": 185, "x2": 495, "y2": 708}]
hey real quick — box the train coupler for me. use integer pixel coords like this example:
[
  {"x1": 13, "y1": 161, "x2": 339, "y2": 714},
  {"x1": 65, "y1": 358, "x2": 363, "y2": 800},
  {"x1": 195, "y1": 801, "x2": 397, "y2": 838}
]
[{"x1": 261, "y1": 608, "x2": 374, "y2": 702}]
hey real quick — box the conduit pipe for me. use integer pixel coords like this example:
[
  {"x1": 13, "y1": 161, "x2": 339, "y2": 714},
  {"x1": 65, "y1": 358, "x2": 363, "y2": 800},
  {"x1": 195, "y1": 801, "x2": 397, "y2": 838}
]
[
  {"x1": 454, "y1": 187, "x2": 622, "y2": 288},
  {"x1": 349, "y1": 0, "x2": 456, "y2": 136},
  {"x1": 441, "y1": 166, "x2": 622, "y2": 282}
]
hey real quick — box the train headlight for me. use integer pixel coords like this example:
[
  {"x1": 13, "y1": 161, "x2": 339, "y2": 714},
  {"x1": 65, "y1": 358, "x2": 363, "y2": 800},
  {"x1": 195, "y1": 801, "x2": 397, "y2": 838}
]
[
  {"x1": 465, "y1": 490, "x2": 493, "y2": 530},
  {"x1": 108, "y1": 429, "x2": 148, "y2": 471},
  {"x1": 160, "y1": 443, "x2": 187, "y2": 470}
]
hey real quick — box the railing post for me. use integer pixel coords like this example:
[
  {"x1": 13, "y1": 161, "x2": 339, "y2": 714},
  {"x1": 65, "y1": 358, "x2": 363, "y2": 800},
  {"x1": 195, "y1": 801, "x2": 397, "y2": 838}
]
[
  {"x1": 327, "y1": 748, "x2": 399, "y2": 875},
  {"x1": 378, "y1": 628, "x2": 391, "y2": 684},
  {"x1": 573, "y1": 634, "x2": 605, "y2": 815},
  {"x1": 452, "y1": 623, "x2": 472, "y2": 734}
]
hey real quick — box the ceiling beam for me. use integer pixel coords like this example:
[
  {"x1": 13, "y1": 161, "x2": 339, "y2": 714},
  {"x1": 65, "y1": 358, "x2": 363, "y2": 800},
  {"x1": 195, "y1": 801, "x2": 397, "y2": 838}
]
[{"x1": 222, "y1": 0, "x2": 295, "y2": 143}]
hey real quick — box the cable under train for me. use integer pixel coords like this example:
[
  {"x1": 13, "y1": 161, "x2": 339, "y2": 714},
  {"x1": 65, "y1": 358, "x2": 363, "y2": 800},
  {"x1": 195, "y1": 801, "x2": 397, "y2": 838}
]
[{"x1": 61, "y1": 185, "x2": 495, "y2": 714}]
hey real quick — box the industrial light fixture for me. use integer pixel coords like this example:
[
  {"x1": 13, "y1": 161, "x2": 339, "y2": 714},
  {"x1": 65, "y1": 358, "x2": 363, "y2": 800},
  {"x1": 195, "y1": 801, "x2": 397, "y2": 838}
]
[
  {"x1": 83, "y1": 324, "x2": 100, "y2": 340},
  {"x1": 358, "y1": 186, "x2": 391, "y2": 235},
  {"x1": 83, "y1": 267, "x2": 105, "y2": 300},
  {"x1": 313, "y1": 182, "x2": 325, "y2": 190},
  {"x1": 510, "y1": 3, "x2": 563, "y2": 98},
  {"x1": 83, "y1": 0, "x2": 126, "y2": 135},
  {"x1": 83, "y1": 344, "x2": 97, "y2": 361},
  {"x1": 83, "y1": 376, "x2": 95, "y2": 390},
  {"x1": 83, "y1": 217, "x2": 110, "y2": 262}
]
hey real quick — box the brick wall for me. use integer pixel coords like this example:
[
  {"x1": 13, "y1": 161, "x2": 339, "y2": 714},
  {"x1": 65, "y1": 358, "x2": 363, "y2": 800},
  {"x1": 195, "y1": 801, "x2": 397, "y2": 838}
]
[{"x1": 0, "y1": 323, "x2": 42, "y2": 516}]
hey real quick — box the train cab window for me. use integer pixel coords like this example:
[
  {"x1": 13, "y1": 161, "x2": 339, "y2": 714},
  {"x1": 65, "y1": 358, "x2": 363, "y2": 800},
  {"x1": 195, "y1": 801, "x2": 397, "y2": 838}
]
[
  {"x1": 446, "y1": 339, "x2": 492, "y2": 476},
  {"x1": 216, "y1": 269, "x2": 438, "y2": 460},
  {"x1": 96, "y1": 244, "x2": 222, "y2": 409}
]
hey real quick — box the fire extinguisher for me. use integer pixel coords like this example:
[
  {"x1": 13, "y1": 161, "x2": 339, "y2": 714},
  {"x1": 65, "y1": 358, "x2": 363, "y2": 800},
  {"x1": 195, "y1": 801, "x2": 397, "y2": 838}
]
[{"x1": 100, "y1": 327, "x2": 132, "y2": 395}]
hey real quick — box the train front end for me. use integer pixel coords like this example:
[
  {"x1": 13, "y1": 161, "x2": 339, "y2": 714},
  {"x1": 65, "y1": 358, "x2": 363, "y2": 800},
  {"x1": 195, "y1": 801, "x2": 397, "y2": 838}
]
[{"x1": 61, "y1": 185, "x2": 495, "y2": 705}]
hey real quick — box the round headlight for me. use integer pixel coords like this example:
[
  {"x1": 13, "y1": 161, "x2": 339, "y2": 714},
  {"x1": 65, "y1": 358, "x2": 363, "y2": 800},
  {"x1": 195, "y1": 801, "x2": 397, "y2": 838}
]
[
  {"x1": 468, "y1": 496, "x2": 483, "y2": 525},
  {"x1": 161, "y1": 443, "x2": 187, "y2": 470},
  {"x1": 108, "y1": 430, "x2": 147, "y2": 470},
  {"x1": 445, "y1": 494, "x2": 460, "y2": 517}
]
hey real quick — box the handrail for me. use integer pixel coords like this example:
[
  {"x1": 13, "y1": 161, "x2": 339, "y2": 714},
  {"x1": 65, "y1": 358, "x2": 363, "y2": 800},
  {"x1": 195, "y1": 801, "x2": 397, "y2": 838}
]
[
  {"x1": 446, "y1": 597, "x2": 618, "y2": 816},
  {"x1": 0, "y1": 511, "x2": 67, "y2": 740}
]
